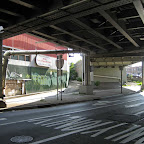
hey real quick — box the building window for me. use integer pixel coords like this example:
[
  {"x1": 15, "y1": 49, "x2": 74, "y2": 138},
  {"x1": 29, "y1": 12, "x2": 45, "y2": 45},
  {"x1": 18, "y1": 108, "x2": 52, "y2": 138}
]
[
  {"x1": 19, "y1": 55, "x2": 25, "y2": 61},
  {"x1": 25, "y1": 55, "x2": 30, "y2": 61},
  {"x1": 11, "y1": 55, "x2": 18, "y2": 60}
]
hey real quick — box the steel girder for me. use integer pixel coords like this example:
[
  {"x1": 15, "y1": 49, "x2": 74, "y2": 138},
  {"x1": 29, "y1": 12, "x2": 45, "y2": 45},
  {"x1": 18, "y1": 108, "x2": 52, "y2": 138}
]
[
  {"x1": 72, "y1": 19, "x2": 123, "y2": 50},
  {"x1": 31, "y1": 30, "x2": 91, "y2": 53},
  {"x1": 133, "y1": 0, "x2": 144, "y2": 25},
  {"x1": 3, "y1": 0, "x2": 133, "y2": 39},
  {"x1": 50, "y1": 25, "x2": 107, "y2": 51},
  {"x1": 98, "y1": 10, "x2": 140, "y2": 47}
]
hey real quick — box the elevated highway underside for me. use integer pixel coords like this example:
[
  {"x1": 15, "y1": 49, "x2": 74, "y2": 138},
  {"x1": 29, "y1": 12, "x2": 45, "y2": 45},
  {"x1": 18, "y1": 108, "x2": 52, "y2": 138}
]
[
  {"x1": 1, "y1": 0, "x2": 144, "y2": 99},
  {"x1": 1, "y1": 0, "x2": 144, "y2": 58}
]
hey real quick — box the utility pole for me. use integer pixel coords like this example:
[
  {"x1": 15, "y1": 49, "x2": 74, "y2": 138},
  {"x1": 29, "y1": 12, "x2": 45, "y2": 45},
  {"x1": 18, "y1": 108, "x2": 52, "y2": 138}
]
[
  {"x1": 56, "y1": 55, "x2": 64, "y2": 100},
  {"x1": 119, "y1": 66, "x2": 123, "y2": 94}
]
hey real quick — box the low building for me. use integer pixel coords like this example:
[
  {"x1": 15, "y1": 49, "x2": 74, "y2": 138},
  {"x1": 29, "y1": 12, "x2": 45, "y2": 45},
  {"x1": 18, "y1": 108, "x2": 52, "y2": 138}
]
[
  {"x1": 126, "y1": 65, "x2": 142, "y2": 76},
  {"x1": 3, "y1": 34, "x2": 69, "y2": 96}
]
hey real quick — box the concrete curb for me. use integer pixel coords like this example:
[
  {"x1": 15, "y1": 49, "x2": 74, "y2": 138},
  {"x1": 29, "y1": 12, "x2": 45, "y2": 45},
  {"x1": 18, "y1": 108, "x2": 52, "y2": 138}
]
[
  {"x1": 0, "y1": 98, "x2": 101, "y2": 112},
  {"x1": 5, "y1": 89, "x2": 61, "y2": 100},
  {"x1": 0, "y1": 91, "x2": 139, "y2": 112}
]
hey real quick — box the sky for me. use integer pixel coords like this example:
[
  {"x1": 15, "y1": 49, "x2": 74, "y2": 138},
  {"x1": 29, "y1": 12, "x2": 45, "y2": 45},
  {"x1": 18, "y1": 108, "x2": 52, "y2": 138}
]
[
  {"x1": 131, "y1": 62, "x2": 142, "y2": 67},
  {"x1": 68, "y1": 53, "x2": 82, "y2": 64}
]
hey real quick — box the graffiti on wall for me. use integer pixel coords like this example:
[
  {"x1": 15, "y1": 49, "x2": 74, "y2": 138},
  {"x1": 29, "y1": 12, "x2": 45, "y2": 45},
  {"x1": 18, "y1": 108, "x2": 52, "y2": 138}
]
[
  {"x1": 6, "y1": 64, "x2": 69, "y2": 93},
  {"x1": 31, "y1": 72, "x2": 67, "y2": 86}
]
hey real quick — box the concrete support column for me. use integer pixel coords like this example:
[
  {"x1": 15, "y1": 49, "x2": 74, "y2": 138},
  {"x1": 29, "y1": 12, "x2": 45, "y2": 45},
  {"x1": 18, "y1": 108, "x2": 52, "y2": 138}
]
[
  {"x1": 119, "y1": 66, "x2": 123, "y2": 94},
  {"x1": 79, "y1": 54, "x2": 93, "y2": 95},
  {"x1": 90, "y1": 62, "x2": 94, "y2": 86},
  {"x1": 82, "y1": 54, "x2": 85, "y2": 86},
  {"x1": 85, "y1": 55, "x2": 90, "y2": 86},
  {"x1": 0, "y1": 35, "x2": 2, "y2": 98},
  {"x1": 141, "y1": 57, "x2": 144, "y2": 90}
]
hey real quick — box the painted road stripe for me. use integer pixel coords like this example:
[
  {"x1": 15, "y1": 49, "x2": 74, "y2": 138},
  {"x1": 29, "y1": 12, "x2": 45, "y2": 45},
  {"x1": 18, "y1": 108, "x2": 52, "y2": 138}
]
[
  {"x1": 93, "y1": 100, "x2": 121, "y2": 106},
  {"x1": 0, "y1": 98, "x2": 143, "y2": 126},
  {"x1": 134, "y1": 110, "x2": 144, "y2": 115},
  {"x1": 45, "y1": 118, "x2": 86, "y2": 128},
  {"x1": 30, "y1": 121, "x2": 113, "y2": 144},
  {"x1": 0, "y1": 120, "x2": 27, "y2": 126},
  {"x1": 34, "y1": 115, "x2": 71, "y2": 124},
  {"x1": 34, "y1": 119, "x2": 53, "y2": 125},
  {"x1": 0, "y1": 118, "x2": 7, "y2": 121},
  {"x1": 112, "y1": 127, "x2": 144, "y2": 143},
  {"x1": 105, "y1": 125, "x2": 141, "y2": 140},
  {"x1": 90, "y1": 123, "x2": 126, "y2": 137},
  {"x1": 55, "y1": 119, "x2": 93, "y2": 130},
  {"x1": 94, "y1": 97, "x2": 143, "y2": 107},
  {"x1": 0, "y1": 96, "x2": 143, "y2": 126},
  {"x1": 125, "y1": 101, "x2": 144, "y2": 108}
]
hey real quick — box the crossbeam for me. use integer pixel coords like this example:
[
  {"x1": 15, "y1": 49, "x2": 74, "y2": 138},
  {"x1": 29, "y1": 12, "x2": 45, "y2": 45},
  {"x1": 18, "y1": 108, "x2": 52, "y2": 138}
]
[
  {"x1": 50, "y1": 25, "x2": 107, "y2": 51},
  {"x1": 133, "y1": 0, "x2": 144, "y2": 24},
  {"x1": 99, "y1": 10, "x2": 139, "y2": 47},
  {"x1": 72, "y1": 19, "x2": 123, "y2": 50},
  {"x1": 32, "y1": 30, "x2": 91, "y2": 52}
]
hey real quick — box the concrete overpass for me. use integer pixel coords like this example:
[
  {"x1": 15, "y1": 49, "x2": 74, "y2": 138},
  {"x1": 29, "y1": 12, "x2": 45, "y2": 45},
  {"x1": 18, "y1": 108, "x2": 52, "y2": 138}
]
[{"x1": 1, "y1": 0, "x2": 144, "y2": 98}]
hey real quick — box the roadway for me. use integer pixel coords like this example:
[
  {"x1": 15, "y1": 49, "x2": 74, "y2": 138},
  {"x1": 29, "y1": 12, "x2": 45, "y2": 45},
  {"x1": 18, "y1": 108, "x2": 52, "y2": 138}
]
[{"x1": 1, "y1": 93, "x2": 144, "y2": 144}]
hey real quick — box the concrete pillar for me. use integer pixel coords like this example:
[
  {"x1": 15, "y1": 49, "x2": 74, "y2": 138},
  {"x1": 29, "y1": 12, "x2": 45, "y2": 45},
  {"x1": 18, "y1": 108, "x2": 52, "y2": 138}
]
[
  {"x1": 85, "y1": 55, "x2": 90, "y2": 85},
  {"x1": 79, "y1": 54, "x2": 93, "y2": 95},
  {"x1": 0, "y1": 35, "x2": 2, "y2": 98},
  {"x1": 90, "y1": 62, "x2": 94, "y2": 86},
  {"x1": 141, "y1": 57, "x2": 144, "y2": 90},
  {"x1": 82, "y1": 54, "x2": 85, "y2": 85},
  {"x1": 119, "y1": 66, "x2": 123, "y2": 94}
]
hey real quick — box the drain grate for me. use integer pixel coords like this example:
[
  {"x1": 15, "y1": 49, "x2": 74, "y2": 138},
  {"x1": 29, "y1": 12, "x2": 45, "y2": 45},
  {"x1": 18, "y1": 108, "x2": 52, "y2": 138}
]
[{"x1": 10, "y1": 136, "x2": 33, "y2": 143}]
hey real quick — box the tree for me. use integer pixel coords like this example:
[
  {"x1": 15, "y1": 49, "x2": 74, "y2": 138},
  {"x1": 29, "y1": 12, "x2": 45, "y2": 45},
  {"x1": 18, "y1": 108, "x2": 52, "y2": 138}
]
[{"x1": 70, "y1": 63, "x2": 78, "y2": 80}]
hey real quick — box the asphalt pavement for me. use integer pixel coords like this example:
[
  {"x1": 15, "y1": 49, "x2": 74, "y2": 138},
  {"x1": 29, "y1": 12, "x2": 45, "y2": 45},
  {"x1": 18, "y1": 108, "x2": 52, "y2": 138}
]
[{"x1": 1, "y1": 92, "x2": 144, "y2": 144}]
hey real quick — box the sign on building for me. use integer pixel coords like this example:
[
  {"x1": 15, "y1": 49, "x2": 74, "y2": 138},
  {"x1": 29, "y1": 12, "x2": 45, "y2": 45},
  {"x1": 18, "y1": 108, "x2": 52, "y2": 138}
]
[{"x1": 36, "y1": 55, "x2": 52, "y2": 67}]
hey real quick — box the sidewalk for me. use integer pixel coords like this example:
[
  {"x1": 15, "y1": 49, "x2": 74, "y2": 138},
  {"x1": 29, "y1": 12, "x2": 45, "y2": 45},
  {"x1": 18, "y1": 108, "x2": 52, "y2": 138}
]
[{"x1": 0, "y1": 82, "x2": 142, "y2": 112}]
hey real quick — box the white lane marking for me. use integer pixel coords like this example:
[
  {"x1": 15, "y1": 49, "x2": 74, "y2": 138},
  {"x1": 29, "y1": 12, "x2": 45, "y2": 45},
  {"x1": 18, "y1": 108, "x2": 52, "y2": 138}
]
[
  {"x1": 91, "y1": 123, "x2": 127, "y2": 137},
  {"x1": 34, "y1": 115, "x2": 71, "y2": 125},
  {"x1": 0, "y1": 114, "x2": 71, "y2": 126},
  {"x1": 34, "y1": 119, "x2": 53, "y2": 125},
  {"x1": 0, "y1": 96, "x2": 143, "y2": 126},
  {"x1": 29, "y1": 130, "x2": 84, "y2": 144},
  {"x1": 55, "y1": 119, "x2": 93, "y2": 130},
  {"x1": 45, "y1": 117, "x2": 86, "y2": 128},
  {"x1": 0, "y1": 120, "x2": 27, "y2": 126},
  {"x1": 112, "y1": 127, "x2": 144, "y2": 143},
  {"x1": 134, "y1": 110, "x2": 144, "y2": 115},
  {"x1": 135, "y1": 137, "x2": 144, "y2": 144},
  {"x1": 30, "y1": 120, "x2": 111, "y2": 144},
  {"x1": 0, "y1": 118, "x2": 7, "y2": 121},
  {"x1": 93, "y1": 100, "x2": 121, "y2": 106},
  {"x1": 125, "y1": 101, "x2": 144, "y2": 108},
  {"x1": 62, "y1": 121, "x2": 113, "y2": 132},
  {"x1": 93, "y1": 97, "x2": 144, "y2": 107},
  {"x1": 60, "y1": 120, "x2": 94, "y2": 130},
  {"x1": 29, "y1": 114, "x2": 70, "y2": 122},
  {"x1": 43, "y1": 117, "x2": 83, "y2": 126},
  {"x1": 105, "y1": 125, "x2": 141, "y2": 140},
  {"x1": 92, "y1": 97, "x2": 144, "y2": 110},
  {"x1": 80, "y1": 123, "x2": 126, "y2": 138},
  {"x1": 28, "y1": 119, "x2": 47, "y2": 122}
]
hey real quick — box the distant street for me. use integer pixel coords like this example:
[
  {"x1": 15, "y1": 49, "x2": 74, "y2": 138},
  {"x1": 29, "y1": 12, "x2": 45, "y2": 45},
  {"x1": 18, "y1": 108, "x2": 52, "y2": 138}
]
[{"x1": 1, "y1": 93, "x2": 144, "y2": 144}]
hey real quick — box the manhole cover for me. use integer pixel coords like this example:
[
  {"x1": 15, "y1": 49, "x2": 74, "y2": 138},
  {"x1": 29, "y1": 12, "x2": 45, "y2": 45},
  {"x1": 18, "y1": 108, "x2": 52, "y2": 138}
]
[{"x1": 10, "y1": 136, "x2": 33, "y2": 143}]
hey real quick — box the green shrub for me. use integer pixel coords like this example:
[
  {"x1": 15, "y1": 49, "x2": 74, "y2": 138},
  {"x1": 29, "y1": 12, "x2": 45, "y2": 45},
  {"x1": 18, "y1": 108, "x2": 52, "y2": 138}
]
[
  {"x1": 70, "y1": 63, "x2": 78, "y2": 80},
  {"x1": 94, "y1": 81, "x2": 100, "y2": 86},
  {"x1": 137, "y1": 82, "x2": 142, "y2": 86},
  {"x1": 76, "y1": 77, "x2": 82, "y2": 82}
]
